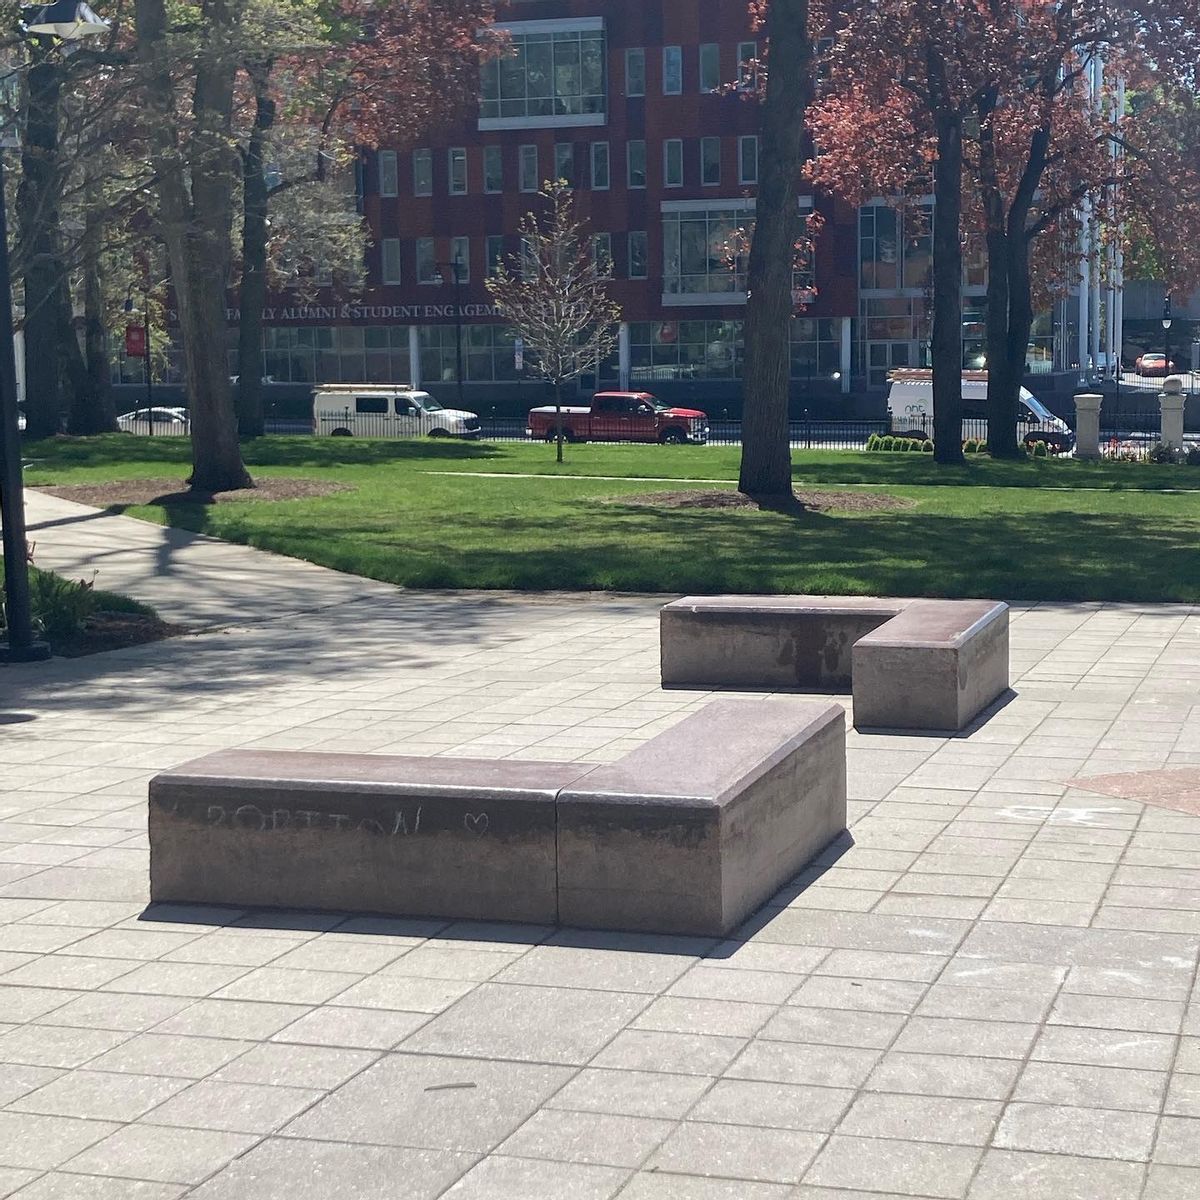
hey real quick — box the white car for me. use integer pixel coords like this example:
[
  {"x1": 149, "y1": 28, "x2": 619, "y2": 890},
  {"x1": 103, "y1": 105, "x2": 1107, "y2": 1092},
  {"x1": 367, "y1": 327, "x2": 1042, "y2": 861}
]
[
  {"x1": 312, "y1": 387, "x2": 481, "y2": 438},
  {"x1": 116, "y1": 407, "x2": 191, "y2": 435}
]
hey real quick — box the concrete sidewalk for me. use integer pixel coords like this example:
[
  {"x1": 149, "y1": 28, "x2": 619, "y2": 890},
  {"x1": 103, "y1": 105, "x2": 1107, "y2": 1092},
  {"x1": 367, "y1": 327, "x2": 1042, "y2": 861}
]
[
  {"x1": 3, "y1": 492, "x2": 1200, "y2": 1198},
  {"x1": 23, "y1": 490, "x2": 402, "y2": 628}
]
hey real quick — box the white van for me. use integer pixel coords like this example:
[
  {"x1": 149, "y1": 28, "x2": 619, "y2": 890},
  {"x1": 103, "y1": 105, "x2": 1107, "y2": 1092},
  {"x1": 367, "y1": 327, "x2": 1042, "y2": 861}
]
[
  {"x1": 313, "y1": 385, "x2": 481, "y2": 439},
  {"x1": 886, "y1": 370, "x2": 1075, "y2": 451}
]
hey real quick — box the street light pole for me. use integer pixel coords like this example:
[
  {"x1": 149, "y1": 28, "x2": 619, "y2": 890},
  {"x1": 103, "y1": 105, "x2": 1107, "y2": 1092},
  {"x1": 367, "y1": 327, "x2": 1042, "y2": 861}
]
[
  {"x1": 0, "y1": 149, "x2": 48, "y2": 662},
  {"x1": 453, "y1": 258, "x2": 465, "y2": 413},
  {"x1": 436, "y1": 257, "x2": 466, "y2": 411},
  {"x1": 1163, "y1": 294, "x2": 1173, "y2": 379}
]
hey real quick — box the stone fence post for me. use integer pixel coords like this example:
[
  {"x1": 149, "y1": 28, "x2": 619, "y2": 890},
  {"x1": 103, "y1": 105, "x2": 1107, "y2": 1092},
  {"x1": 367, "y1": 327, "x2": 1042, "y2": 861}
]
[
  {"x1": 1160, "y1": 376, "x2": 1185, "y2": 451},
  {"x1": 1073, "y1": 393, "x2": 1102, "y2": 460}
]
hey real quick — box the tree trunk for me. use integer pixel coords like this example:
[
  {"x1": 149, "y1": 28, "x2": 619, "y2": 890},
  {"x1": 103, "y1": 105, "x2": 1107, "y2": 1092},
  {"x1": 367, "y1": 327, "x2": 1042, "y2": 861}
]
[
  {"x1": 739, "y1": 0, "x2": 811, "y2": 498},
  {"x1": 66, "y1": 172, "x2": 115, "y2": 435},
  {"x1": 236, "y1": 61, "x2": 275, "y2": 439},
  {"x1": 17, "y1": 55, "x2": 64, "y2": 440},
  {"x1": 986, "y1": 124, "x2": 1050, "y2": 459},
  {"x1": 1003, "y1": 233, "x2": 1035, "y2": 432},
  {"x1": 977, "y1": 91, "x2": 1020, "y2": 459},
  {"x1": 136, "y1": 0, "x2": 251, "y2": 491},
  {"x1": 66, "y1": 199, "x2": 115, "y2": 434},
  {"x1": 930, "y1": 108, "x2": 965, "y2": 465}
]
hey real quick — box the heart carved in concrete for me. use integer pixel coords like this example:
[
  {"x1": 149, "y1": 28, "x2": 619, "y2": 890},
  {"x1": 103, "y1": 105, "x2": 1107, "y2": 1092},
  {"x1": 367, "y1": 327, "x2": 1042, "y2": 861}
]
[{"x1": 463, "y1": 812, "x2": 489, "y2": 835}]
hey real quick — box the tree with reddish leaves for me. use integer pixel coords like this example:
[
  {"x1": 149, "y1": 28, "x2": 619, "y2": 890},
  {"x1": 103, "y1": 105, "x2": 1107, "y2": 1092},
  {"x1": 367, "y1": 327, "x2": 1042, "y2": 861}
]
[
  {"x1": 810, "y1": 0, "x2": 1200, "y2": 460},
  {"x1": 808, "y1": 0, "x2": 1017, "y2": 465},
  {"x1": 134, "y1": 0, "x2": 499, "y2": 489},
  {"x1": 233, "y1": 0, "x2": 501, "y2": 436}
]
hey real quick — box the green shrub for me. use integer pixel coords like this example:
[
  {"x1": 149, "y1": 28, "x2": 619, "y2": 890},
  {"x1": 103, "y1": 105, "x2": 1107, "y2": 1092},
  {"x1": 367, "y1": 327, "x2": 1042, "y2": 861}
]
[
  {"x1": 1030, "y1": 440, "x2": 1050, "y2": 458},
  {"x1": 1149, "y1": 443, "x2": 1186, "y2": 465},
  {"x1": 1187, "y1": 446, "x2": 1200, "y2": 467},
  {"x1": 866, "y1": 433, "x2": 881, "y2": 451},
  {"x1": 26, "y1": 569, "x2": 96, "y2": 640},
  {"x1": 879, "y1": 435, "x2": 895, "y2": 451},
  {"x1": 921, "y1": 440, "x2": 934, "y2": 453}
]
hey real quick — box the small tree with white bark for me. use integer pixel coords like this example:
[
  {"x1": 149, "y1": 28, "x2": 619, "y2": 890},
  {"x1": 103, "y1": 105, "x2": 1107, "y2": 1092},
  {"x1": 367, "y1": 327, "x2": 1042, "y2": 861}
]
[{"x1": 486, "y1": 180, "x2": 620, "y2": 463}]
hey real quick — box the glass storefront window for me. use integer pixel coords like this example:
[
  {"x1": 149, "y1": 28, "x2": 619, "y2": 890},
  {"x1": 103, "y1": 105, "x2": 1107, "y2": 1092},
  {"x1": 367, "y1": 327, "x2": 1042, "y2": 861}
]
[
  {"x1": 480, "y1": 29, "x2": 607, "y2": 122},
  {"x1": 662, "y1": 205, "x2": 752, "y2": 297}
]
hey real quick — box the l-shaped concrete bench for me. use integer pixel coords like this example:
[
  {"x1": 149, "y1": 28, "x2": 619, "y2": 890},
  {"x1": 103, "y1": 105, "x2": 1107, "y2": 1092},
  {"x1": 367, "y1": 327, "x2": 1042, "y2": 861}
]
[
  {"x1": 660, "y1": 595, "x2": 1009, "y2": 732},
  {"x1": 149, "y1": 697, "x2": 846, "y2": 937}
]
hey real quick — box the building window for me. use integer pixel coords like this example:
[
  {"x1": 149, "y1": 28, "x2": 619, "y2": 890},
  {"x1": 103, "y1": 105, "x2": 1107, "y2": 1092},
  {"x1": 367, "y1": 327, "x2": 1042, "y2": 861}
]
[
  {"x1": 591, "y1": 141, "x2": 610, "y2": 189},
  {"x1": 554, "y1": 142, "x2": 574, "y2": 184},
  {"x1": 738, "y1": 135, "x2": 759, "y2": 185},
  {"x1": 413, "y1": 149, "x2": 433, "y2": 196},
  {"x1": 664, "y1": 139, "x2": 683, "y2": 188},
  {"x1": 699, "y1": 44, "x2": 720, "y2": 92},
  {"x1": 701, "y1": 137, "x2": 721, "y2": 185},
  {"x1": 448, "y1": 148, "x2": 467, "y2": 194},
  {"x1": 662, "y1": 202, "x2": 755, "y2": 299},
  {"x1": 627, "y1": 139, "x2": 646, "y2": 188},
  {"x1": 258, "y1": 325, "x2": 411, "y2": 386},
  {"x1": 628, "y1": 320, "x2": 744, "y2": 382},
  {"x1": 628, "y1": 230, "x2": 648, "y2": 279},
  {"x1": 421, "y1": 324, "x2": 520, "y2": 383},
  {"x1": 380, "y1": 238, "x2": 402, "y2": 284},
  {"x1": 737, "y1": 41, "x2": 759, "y2": 89},
  {"x1": 378, "y1": 151, "x2": 398, "y2": 197},
  {"x1": 663, "y1": 46, "x2": 682, "y2": 94},
  {"x1": 450, "y1": 236, "x2": 471, "y2": 282},
  {"x1": 480, "y1": 24, "x2": 607, "y2": 127},
  {"x1": 592, "y1": 232, "x2": 612, "y2": 271},
  {"x1": 484, "y1": 146, "x2": 503, "y2": 193},
  {"x1": 519, "y1": 144, "x2": 538, "y2": 192},
  {"x1": 416, "y1": 237, "x2": 438, "y2": 284},
  {"x1": 625, "y1": 47, "x2": 645, "y2": 97},
  {"x1": 858, "y1": 203, "x2": 932, "y2": 291},
  {"x1": 790, "y1": 318, "x2": 842, "y2": 380},
  {"x1": 486, "y1": 235, "x2": 506, "y2": 275}
]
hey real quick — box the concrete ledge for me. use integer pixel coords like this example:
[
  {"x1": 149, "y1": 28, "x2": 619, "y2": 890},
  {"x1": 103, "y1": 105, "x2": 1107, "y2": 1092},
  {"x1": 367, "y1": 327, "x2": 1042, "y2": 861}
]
[
  {"x1": 149, "y1": 699, "x2": 849, "y2": 937},
  {"x1": 149, "y1": 752, "x2": 590, "y2": 924},
  {"x1": 852, "y1": 600, "x2": 1009, "y2": 731},
  {"x1": 558, "y1": 698, "x2": 847, "y2": 936},
  {"x1": 660, "y1": 595, "x2": 1009, "y2": 732},
  {"x1": 661, "y1": 596, "x2": 909, "y2": 690}
]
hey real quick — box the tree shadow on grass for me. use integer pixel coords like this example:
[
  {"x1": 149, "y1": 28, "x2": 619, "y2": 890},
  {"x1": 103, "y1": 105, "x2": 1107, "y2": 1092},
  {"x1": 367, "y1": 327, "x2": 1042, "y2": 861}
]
[{"x1": 245, "y1": 502, "x2": 1200, "y2": 603}]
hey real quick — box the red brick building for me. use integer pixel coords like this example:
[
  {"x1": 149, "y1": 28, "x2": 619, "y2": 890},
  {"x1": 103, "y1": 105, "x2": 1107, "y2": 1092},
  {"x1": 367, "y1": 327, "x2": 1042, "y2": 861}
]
[
  {"x1": 135, "y1": 1, "x2": 866, "y2": 414},
  {"x1": 254, "y1": 0, "x2": 861, "y2": 412}
]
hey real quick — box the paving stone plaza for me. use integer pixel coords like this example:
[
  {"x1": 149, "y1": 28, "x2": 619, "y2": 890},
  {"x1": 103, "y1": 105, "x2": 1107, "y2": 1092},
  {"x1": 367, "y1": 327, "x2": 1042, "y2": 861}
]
[{"x1": 2, "y1": 495, "x2": 1200, "y2": 1198}]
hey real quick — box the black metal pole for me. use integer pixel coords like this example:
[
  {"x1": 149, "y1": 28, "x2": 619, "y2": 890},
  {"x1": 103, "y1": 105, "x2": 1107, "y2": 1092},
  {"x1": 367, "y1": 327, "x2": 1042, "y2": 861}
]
[
  {"x1": 0, "y1": 152, "x2": 49, "y2": 662},
  {"x1": 453, "y1": 260, "x2": 465, "y2": 412},
  {"x1": 144, "y1": 291, "x2": 153, "y2": 436}
]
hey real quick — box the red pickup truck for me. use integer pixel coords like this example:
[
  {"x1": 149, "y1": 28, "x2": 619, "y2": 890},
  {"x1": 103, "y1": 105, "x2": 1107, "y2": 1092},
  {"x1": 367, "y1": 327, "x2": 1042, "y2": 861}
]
[{"x1": 526, "y1": 391, "x2": 709, "y2": 444}]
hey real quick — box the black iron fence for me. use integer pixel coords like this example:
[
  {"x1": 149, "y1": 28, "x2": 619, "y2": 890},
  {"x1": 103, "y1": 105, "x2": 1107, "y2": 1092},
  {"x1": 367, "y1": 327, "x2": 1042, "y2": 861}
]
[{"x1": 251, "y1": 403, "x2": 1190, "y2": 458}]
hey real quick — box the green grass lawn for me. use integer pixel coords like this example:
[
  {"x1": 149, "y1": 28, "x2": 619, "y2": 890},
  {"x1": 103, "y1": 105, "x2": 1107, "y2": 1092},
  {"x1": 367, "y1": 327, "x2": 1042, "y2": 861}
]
[{"x1": 22, "y1": 434, "x2": 1200, "y2": 601}]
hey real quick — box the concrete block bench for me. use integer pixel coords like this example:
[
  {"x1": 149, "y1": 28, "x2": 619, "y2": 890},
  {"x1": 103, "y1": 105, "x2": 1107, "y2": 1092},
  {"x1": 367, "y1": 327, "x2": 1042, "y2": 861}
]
[
  {"x1": 660, "y1": 595, "x2": 1009, "y2": 732},
  {"x1": 148, "y1": 697, "x2": 846, "y2": 937},
  {"x1": 557, "y1": 698, "x2": 846, "y2": 936}
]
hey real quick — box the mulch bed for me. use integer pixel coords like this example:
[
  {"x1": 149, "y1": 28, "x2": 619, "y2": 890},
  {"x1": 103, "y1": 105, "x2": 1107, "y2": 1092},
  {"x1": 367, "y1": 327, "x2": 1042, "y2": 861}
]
[
  {"x1": 609, "y1": 488, "x2": 914, "y2": 514},
  {"x1": 35, "y1": 478, "x2": 350, "y2": 507},
  {"x1": 53, "y1": 611, "x2": 186, "y2": 659}
]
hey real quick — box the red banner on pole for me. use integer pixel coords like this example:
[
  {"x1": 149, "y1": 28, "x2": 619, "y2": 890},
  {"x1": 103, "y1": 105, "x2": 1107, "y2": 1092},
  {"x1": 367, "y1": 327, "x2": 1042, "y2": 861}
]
[{"x1": 125, "y1": 325, "x2": 146, "y2": 358}]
